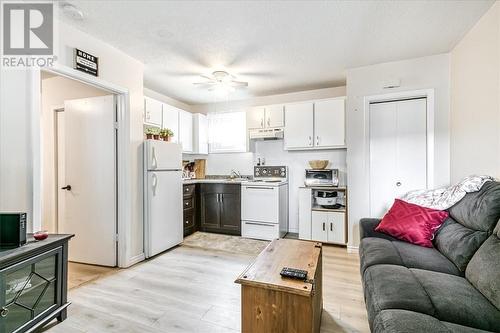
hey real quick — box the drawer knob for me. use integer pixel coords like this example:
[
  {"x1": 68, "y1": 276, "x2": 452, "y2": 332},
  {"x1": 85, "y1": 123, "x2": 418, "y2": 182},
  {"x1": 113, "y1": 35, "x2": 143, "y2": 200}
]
[
  {"x1": 185, "y1": 202, "x2": 189, "y2": 206},
  {"x1": 185, "y1": 220, "x2": 189, "y2": 224},
  {"x1": 1, "y1": 307, "x2": 8, "y2": 317}
]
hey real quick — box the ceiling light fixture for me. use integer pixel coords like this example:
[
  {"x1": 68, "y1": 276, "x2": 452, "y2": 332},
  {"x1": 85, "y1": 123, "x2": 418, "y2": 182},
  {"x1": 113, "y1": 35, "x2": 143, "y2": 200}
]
[
  {"x1": 193, "y1": 70, "x2": 248, "y2": 96},
  {"x1": 60, "y1": 2, "x2": 85, "y2": 21}
]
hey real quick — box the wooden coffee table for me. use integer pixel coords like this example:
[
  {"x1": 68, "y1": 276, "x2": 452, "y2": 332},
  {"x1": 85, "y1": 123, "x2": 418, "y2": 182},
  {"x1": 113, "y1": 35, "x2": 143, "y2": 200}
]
[{"x1": 235, "y1": 238, "x2": 323, "y2": 333}]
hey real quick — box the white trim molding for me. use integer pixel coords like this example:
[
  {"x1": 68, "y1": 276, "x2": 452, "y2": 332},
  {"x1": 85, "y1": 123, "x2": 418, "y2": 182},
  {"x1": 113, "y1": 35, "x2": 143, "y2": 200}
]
[
  {"x1": 347, "y1": 245, "x2": 359, "y2": 254},
  {"x1": 31, "y1": 64, "x2": 133, "y2": 268}
]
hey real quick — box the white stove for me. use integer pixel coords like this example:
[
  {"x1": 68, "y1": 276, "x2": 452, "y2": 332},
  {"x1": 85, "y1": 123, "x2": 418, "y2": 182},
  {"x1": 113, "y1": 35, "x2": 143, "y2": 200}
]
[
  {"x1": 241, "y1": 166, "x2": 289, "y2": 240},
  {"x1": 243, "y1": 166, "x2": 288, "y2": 186}
]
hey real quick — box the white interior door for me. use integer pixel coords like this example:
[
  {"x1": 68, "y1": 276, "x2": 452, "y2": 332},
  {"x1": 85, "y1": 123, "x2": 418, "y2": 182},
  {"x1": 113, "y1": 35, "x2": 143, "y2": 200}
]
[
  {"x1": 369, "y1": 98, "x2": 427, "y2": 218},
  {"x1": 58, "y1": 95, "x2": 117, "y2": 266}
]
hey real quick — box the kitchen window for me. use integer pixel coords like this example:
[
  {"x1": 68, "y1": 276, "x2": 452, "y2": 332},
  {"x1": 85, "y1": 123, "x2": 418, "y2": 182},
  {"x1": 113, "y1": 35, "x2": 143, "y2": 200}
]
[{"x1": 208, "y1": 111, "x2": 247, "y2": 153}]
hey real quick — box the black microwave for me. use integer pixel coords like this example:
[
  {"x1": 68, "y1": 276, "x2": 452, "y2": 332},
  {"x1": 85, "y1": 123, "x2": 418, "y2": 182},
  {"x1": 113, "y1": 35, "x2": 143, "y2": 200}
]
[{"x1": 0, "y1": 213, "x2": 27, "y2": 249}]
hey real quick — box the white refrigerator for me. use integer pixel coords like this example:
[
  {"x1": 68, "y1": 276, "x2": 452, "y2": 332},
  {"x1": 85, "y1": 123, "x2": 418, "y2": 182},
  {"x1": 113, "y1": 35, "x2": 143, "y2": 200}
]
[{"x1": 144, "y1": 139, "x2": 183, "y2": 258}]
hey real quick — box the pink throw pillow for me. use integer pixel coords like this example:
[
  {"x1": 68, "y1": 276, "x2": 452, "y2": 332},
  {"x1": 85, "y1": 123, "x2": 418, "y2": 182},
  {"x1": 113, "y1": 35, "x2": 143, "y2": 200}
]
[{"x1": 375, "y1": 199, "x2": 449, "y2": 247}]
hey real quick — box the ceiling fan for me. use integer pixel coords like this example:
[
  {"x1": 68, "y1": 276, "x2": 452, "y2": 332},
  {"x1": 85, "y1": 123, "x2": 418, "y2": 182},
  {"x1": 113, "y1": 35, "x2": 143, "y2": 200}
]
[{"x1": 193, "y1": 70, "x2": 248, "y2": 92}]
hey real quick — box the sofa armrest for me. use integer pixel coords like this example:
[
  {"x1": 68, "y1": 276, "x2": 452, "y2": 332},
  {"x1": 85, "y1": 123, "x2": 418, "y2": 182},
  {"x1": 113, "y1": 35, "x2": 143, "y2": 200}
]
[{"x1": 359, "y1": 218, "x2": 398, "y2": 241}]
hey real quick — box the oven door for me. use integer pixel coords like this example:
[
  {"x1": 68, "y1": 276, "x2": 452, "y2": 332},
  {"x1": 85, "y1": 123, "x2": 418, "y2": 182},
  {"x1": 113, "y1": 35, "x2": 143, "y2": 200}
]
[{"x1": 241, "y1": 185, "x2": 279, "y2": 223}]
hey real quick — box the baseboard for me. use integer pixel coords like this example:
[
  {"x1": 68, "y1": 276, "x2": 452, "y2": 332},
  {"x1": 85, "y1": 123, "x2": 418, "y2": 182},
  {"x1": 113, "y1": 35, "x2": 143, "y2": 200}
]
[
  {"x1": 124, "y1": 253, "x2": 145, "y2": 268},
  {"x1": 347, "y1": 245, "x2": 359, "y2": 254}
]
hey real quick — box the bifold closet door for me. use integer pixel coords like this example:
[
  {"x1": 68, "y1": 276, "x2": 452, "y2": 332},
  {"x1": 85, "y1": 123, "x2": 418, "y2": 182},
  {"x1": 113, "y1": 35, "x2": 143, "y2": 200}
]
[{"x1": 369, "y1": 98, "x2": 427, "y2": 218}]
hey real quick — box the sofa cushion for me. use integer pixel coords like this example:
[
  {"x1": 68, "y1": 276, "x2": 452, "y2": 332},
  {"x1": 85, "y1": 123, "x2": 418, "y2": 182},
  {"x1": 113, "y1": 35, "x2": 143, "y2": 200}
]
[
  {"x1": 466, "y1": 234, "x2": 500, "y2": 310},
  {"x1": 434, "y1": 217, "x2": 490, "y2": 272},
  {"x1": 360, "y1": 237, "x2": 461, "y2": 276},
  {"x1": 448, "y1": 181, "x2": 500, "y2": 231},
  {"x1": 363, "y1": 265, "x2": 500, "y2": 332},
  {"x1": 433, "y1": 181, "x2": 500, "y2": 272},
  {"x1": 359, "y1": 218, "x2": 398, "y2": 241},
  {"x1": 373, "y1": 310, "x2": 495, "y2": 333},
  {"x1": 375, "y1": 199, "x2": 449, "y2": 247}
]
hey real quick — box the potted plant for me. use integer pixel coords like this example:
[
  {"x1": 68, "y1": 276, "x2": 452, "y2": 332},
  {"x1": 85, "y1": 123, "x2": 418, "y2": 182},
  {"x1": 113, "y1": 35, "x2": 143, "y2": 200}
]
[
  {"x1": 145, "y1": 127, "x2": 156, "y2": 140},
  {"x1": 160, "y1": 128, "x2": 174, "y2": 141}
]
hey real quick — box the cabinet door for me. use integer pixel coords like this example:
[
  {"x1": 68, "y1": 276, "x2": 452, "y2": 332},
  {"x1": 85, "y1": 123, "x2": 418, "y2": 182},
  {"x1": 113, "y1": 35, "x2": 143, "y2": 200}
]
[
  {"x1": 220, "y1": 192, "x2": 241, "y2": 234},
  {"x1": 144, "y1": 97, "x2": 162, "y2": 126},
  {"x1": 314, "y1": 99, "x2": 345, "y2": 147},
  {"x1": 162, "y1": 104, "x2": 179, "y2": 143},
  {"x1": 265, "y1": 105, "x2": 284, "y2": 128},
  {"x1": 284, "y1": 102, "x2": 314, "y2": 149},
  {"x1": 193, "y1": 113, "x2": 208, "y2": 154},
  {"x1": 327, "y1": 212, "x2": 346, "y2": 244},
  {"x1": 247, "y1": 107, "x2": 265, "y2": 129},
  {"x1": 1, "y1": 248, "x2": 62, "y2": 333},
  {"x1": 311, "y1": 211, "x2": 328, "y2": 242},
  {"x1": 200, "y1": 192, "x2": 220, "y2": 230},
  {"x1": 179, "y1": 110, "x2": 193, "y2": 153}
]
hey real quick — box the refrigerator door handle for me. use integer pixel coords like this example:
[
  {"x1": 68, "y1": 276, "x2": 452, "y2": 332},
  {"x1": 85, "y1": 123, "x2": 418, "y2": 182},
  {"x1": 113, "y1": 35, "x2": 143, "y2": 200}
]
[
  {"x1": 152, "y1": 173, "x2": 158, "y2": 196},
  {"x1": 151, "y1": 147, "x2": 158, "y2": 169}
]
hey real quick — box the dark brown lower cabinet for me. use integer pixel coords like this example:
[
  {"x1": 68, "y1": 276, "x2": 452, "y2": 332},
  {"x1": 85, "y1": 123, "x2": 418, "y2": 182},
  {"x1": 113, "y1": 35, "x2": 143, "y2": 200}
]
[
  {"x1": 183, "y1": 184, "x2": 197, "y2": 237},
  {"x1": 199, "y1": 183, "x2": 241, "y2": 235}
]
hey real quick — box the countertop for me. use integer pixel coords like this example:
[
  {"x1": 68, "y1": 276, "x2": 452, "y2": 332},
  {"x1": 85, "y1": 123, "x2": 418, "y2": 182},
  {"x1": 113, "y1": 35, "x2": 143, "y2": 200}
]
[
  {"x1": 0, "y1": 234, "x2": 74, "y2": 267},
  {"x1": 183, "y1": 178, "x2": 248, "y2": 185}
]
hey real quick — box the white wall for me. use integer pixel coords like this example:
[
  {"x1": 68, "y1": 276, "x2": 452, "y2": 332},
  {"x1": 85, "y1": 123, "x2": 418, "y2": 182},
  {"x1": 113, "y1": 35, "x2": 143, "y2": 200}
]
[
  {"x1": 191, "y1": 86, "x2": 346, "y2": 114},
  {"x1": 144, "y1": 88, "x2": 192, "y2": 112},
  {"x1": 0, "y1": 20, "x2": 145, "y2": 266},
  {"x1": 56, "y1": 22, "x2": 145, "y2": 264},
  {"x1": 346, "y1": 54, "x2": 451, "y2": 247},
  {"x1": 450, "y1": 2, "x2": 500, "y2": 182},
  {"x1": 40, "y1": 75, "x2": 109, "y2": 232},
  {"x1": 0, "y1": 71, "x2": 33, "y2": 231}
]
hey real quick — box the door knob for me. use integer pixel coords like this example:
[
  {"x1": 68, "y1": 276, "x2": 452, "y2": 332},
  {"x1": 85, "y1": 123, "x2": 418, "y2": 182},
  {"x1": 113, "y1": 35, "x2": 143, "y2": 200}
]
[
  {"x1": 396, "y1": 182, "x2": 402, "y2": 187},
  {"x1": 61, "y1": 185, "x2": 72, "y2": 191}
]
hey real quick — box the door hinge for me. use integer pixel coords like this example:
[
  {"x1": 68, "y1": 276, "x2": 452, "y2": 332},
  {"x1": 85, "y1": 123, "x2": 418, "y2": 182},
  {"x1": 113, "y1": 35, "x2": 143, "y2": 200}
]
[
  {"x1": 114, "y1": 121, "x2": 119, "y2": 129},
  {"x1": 115, "y1": 234, "x2": 119, "y2": 242}
]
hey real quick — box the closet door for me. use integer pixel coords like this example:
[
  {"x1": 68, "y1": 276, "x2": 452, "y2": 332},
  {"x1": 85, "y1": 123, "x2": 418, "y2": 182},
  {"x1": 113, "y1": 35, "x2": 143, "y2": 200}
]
[{"x1": 369, "y1": 98, "x2": 427, "y2": 218}]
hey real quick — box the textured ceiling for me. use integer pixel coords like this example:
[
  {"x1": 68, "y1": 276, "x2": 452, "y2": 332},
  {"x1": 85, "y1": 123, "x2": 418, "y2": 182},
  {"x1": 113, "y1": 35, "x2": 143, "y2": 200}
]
[{"x1": 61, "y1": 0, "x2": 493, "y2": 105}]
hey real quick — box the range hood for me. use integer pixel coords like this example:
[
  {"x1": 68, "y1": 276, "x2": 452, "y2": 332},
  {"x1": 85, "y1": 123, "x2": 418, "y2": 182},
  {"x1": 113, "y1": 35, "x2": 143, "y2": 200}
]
[{"x1": 249, "y1": 128, "x2": 284, "y2": 140}]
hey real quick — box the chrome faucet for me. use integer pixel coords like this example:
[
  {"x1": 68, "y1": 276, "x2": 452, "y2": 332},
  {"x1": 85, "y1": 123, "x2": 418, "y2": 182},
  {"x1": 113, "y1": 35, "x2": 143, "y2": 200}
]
[{"x1": 230, "y1": 169, "x2": 242, "y2": 179}]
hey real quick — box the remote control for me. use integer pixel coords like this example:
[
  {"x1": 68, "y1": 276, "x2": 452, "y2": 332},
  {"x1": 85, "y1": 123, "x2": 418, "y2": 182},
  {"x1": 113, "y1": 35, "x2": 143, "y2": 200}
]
[{"x1": 280, "y1": 267, "x2": 308, "y2": 281}]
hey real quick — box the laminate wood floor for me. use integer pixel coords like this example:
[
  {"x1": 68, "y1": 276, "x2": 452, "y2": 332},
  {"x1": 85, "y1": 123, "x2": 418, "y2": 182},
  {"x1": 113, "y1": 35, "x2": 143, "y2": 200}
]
[{"x1": 44, "y1": 234, "x2": 369, "y2": 333}]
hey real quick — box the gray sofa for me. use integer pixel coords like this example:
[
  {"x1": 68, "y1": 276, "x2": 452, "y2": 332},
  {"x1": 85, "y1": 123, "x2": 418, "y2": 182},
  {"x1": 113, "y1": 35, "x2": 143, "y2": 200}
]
[{"x1": 359, "y1": 181, "x2": 500, "y2": 333}]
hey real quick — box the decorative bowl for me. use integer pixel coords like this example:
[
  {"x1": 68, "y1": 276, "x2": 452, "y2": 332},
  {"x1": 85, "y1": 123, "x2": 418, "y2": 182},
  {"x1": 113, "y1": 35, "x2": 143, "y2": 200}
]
[
  {"x1": 34, "y1": 230, "x2": 49, "y2": 241},
  {"x1": 308, "y1": 160, "x2": 329, "y2": 169}
]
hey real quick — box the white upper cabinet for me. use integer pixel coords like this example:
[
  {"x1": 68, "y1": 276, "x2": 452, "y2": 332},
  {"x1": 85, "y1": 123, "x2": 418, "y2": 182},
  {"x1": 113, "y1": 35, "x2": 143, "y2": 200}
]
[
  {"x1": 179, "y1": 110, "x2": 193, "y2": 153},
  {"x1": 265, "y1": 104, "x2": 284, "y2": 128},
  {"x1": 284, "y1": 102, "x2": 314, "y2": 149},
  {"x1": 314, "y1": 98, "x2": 345, "y2": 148},
  {"x1": 247, "y1": 107, "x2": 265, "y2": 129},
  {"x1": 193, "y1": 113, "x2": 208, "y2": 154},
  {"x1": 284, "y1": 97, "x2": 346, "y2": 150},
  {"x1": 144, "y1": 96, "x2": 162, "y2": 127},
  {"x1": 246, "y1": 105, "x2": 284, "y2": 129},
  {"x1": 162, "y1": 103, "x2": 179, "y2": 143}
]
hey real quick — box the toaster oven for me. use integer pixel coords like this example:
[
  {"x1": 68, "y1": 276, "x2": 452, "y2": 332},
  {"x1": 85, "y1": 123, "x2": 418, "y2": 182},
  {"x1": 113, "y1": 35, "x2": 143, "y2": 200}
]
[{"x1": 305, "y1": 169, "x2": 339, "y2": 187}]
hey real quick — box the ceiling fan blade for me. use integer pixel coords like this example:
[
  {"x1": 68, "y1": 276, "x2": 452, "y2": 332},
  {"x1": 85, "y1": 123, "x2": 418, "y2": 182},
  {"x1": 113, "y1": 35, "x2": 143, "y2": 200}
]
[
  {"x1": 230, "y1": 81, "x2": 248, "y2": 87},
  {"x1": 199, "y1": 74, "x2": 214, "y2": 81},
  {"x1": 193, "y1": 81, "x2": 216, "y2": 86}
]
